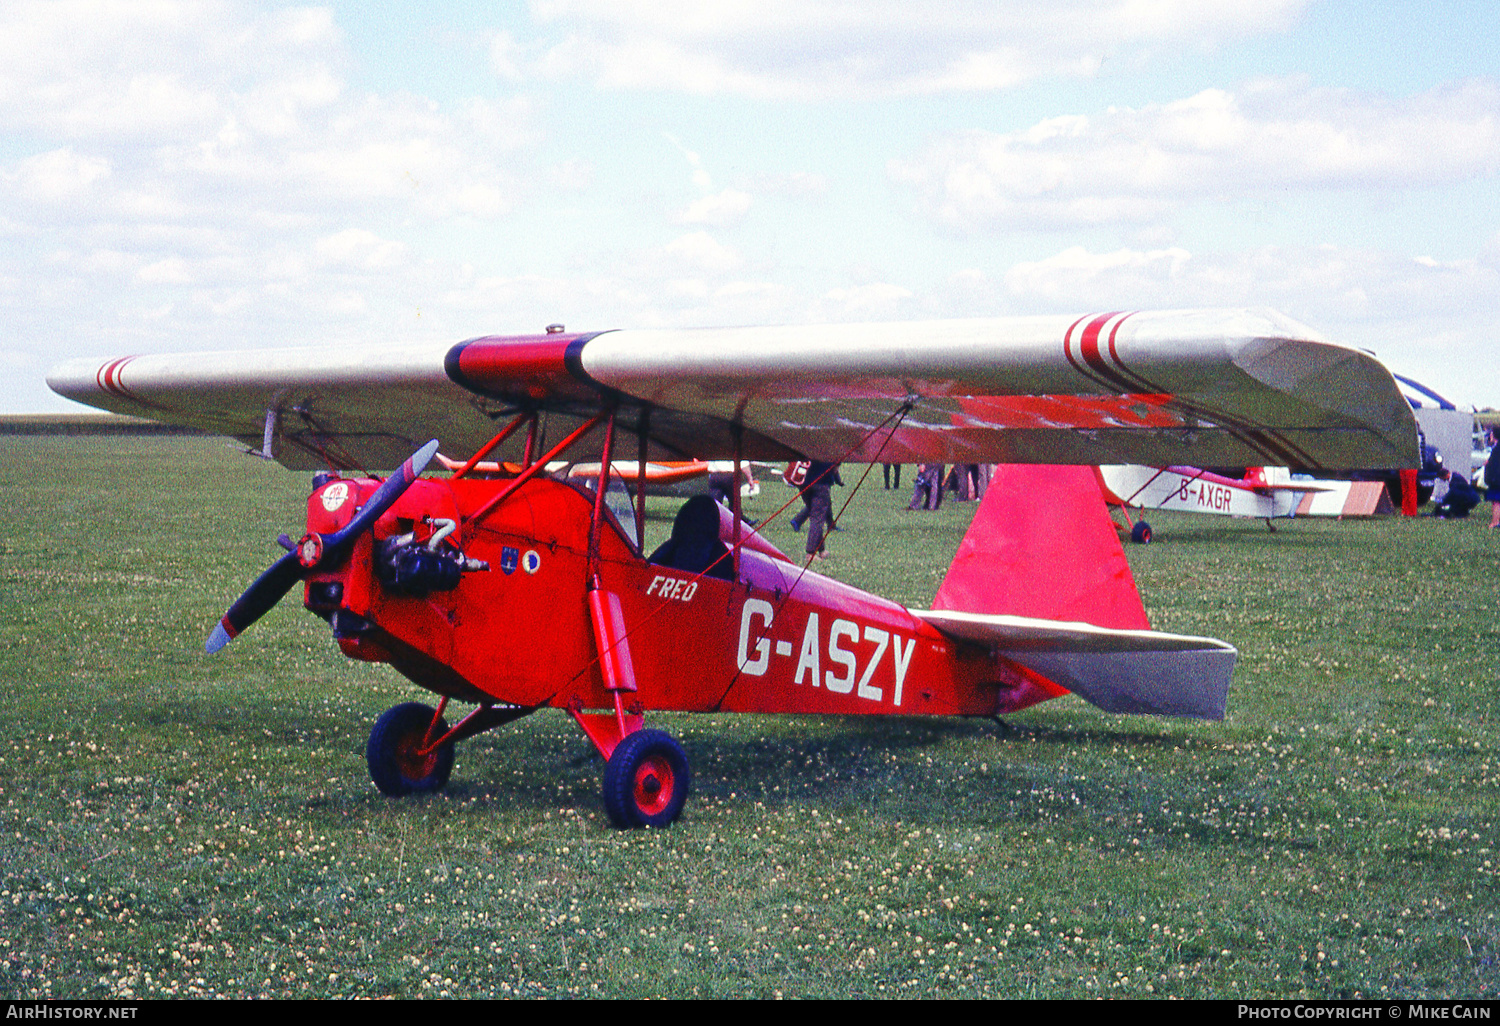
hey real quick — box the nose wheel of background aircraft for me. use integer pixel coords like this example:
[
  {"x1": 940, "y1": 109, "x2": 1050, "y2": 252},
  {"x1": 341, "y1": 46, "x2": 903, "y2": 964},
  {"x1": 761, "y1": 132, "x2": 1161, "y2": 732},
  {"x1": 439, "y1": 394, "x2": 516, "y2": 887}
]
[
  {"x1": 603, "y1": 729, "x2": 691, "y2": 828},
  {"x1": 367, "y1": 702, "x2": 456, "y2": 796}
]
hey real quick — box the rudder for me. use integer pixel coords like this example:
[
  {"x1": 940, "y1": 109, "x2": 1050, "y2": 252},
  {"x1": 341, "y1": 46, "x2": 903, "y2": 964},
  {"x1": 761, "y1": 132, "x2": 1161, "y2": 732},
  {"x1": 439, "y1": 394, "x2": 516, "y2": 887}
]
[{"x1": 933, "y1": 465, "x2": 1150, "y2": 631}]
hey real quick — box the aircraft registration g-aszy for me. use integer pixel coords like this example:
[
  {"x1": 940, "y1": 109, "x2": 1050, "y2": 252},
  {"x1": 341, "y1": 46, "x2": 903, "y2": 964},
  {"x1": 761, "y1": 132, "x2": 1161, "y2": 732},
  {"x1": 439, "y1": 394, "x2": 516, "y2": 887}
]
[{"x1": 48, "y1": 308, "x2": 1417, "y2": 828}]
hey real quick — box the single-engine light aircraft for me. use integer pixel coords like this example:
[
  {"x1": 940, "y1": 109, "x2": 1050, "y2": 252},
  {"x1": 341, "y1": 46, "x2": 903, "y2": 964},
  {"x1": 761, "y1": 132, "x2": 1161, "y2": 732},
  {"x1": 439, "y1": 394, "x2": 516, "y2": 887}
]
[
  {"x1": 48, "y1": 309, "x2": 1417, "y2": 828},
  {"x1": 1097, "y1": 464, "x2": 1333, "y2": 542}
]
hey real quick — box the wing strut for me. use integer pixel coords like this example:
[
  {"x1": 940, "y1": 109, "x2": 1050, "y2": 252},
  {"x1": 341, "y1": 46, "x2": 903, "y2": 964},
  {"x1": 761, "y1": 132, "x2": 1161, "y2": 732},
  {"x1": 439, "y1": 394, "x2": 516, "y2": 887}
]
[
  {"x1": 633, "y1": 409, "x2": 651, "y2": 544},
  {"x1": 587, "y1": 403, "x2": 619, "y2": 588},
  {"x1": 450, "y1": 412, "x2": 530, "y2": 480},
  {"x1": 462, "y1": 412, "x2": 606, "y2": 537},
  {"x1": 731, "y1": 422, "x2": 745, "y2": 579},
  {"x1": 243, "y1": 406, "x2": 278, "y2": 461},
  {"x1": 521, "y1": 413, "x2": 539, "y2": 469}
]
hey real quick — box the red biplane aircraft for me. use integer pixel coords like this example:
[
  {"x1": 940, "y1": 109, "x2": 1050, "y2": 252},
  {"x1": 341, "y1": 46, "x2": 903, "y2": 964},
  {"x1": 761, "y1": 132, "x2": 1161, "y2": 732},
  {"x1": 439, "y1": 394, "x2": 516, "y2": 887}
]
[{"x1": 48, "y1": 309, "x2": 1416, "y2": 827}]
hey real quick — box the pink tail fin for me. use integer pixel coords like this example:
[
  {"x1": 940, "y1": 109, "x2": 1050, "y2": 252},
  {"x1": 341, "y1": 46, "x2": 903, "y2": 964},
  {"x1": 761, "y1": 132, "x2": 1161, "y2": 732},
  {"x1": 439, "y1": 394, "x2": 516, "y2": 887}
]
[{"x1": 933, "y1": 465, "x2": 1150, "y2": 631}]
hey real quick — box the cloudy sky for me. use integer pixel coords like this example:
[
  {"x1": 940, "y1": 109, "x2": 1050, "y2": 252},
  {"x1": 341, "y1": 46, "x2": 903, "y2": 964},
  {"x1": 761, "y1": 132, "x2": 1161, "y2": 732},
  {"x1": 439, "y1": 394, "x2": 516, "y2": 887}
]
[{"x1": 6, "y1": 0, "x2": 1499, "y2": 412}]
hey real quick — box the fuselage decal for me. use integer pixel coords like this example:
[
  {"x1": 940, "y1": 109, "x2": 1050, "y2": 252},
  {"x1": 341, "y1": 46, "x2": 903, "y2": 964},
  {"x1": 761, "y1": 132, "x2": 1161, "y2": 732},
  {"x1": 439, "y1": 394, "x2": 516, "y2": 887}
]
[{"x1": 735, "y1": 600, "x2": 914, "y2": 709}]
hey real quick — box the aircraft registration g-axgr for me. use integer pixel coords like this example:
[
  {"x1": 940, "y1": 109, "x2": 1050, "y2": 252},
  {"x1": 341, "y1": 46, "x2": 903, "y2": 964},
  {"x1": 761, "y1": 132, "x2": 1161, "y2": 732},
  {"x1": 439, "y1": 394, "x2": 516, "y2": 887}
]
[
  {"x1": 48, "y1": 308, "x2": 1417, "y2": 828},
  {"x1": 1096, "y1": 464, "x2": 1332, "y2": 542}
]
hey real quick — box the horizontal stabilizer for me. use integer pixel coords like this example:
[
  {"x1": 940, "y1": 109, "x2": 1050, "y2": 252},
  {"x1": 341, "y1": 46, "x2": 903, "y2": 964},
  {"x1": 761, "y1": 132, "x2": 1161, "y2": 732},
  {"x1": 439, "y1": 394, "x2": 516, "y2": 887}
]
[
  {"x1": 1295, "y1": 479, "x2": 1396, "y2": 517},
  {"x1": 913, "y1": 609, "x2": 1236, "y2": 720}
]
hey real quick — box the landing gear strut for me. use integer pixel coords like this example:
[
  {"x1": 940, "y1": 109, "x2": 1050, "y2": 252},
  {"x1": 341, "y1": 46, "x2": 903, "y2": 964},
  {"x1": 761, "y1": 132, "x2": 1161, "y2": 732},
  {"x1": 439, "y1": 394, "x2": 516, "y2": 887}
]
[{"x1": 366, "y1": 702, "x2": 455, "y2": 796}]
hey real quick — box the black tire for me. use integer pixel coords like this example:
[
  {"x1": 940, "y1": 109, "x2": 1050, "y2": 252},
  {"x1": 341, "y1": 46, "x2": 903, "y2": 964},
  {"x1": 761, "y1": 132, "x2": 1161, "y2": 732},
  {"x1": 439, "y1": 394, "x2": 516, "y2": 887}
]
[
  {"x1": 1131, "y1": 521, "x2": 1153, "y2": 544},
  {"x1": 602, "y1": 729, "x2": 690, "y2": 829},
  {"x1": 367, "y1": 702, "x2": 454, "y2": 797}
]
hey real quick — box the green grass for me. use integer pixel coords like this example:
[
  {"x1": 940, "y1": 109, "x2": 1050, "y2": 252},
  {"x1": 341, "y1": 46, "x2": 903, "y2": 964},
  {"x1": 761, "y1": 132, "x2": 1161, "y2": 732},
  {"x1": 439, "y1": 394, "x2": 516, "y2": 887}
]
[{"x1": 1, "y1": 436, "x2": 1496, "y2": 998}]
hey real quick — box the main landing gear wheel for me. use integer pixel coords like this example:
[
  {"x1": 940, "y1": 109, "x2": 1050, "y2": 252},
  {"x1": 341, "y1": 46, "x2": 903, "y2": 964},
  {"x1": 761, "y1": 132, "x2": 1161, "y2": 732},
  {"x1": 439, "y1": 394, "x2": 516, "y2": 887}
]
[
  {"x1": 602, "y1": 729, "x2": 690, "y2": 829},
  {"x1": 367, "y1": 702, "x2": 455, "y2": 796},
  {"x1": 1131, "y1": 520, "x2": 1153, "y2": 544}
]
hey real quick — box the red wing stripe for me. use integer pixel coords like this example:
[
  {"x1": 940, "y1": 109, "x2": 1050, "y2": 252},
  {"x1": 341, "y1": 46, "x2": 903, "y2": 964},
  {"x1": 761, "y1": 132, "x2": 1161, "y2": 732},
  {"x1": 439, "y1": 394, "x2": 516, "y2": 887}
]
[
  {"x1": 1063, "y1": 314, "x2": 1123, "y2": 394},
  {"x1": 97, "y1": 356, "x2": 129, "y2": 397},
  {"x1": 1063, "y1": 313, "x2": 1321, "y2": 467},
  {"x1": 95, "y1": 355, "x2": 159, "y2": 409},
  {"x1": 1104, "y1": 313, "x2": 1159, "y2": 394},
  {"x1": 1079, "y1": 313, "x2": 1145, "y2": 394}
]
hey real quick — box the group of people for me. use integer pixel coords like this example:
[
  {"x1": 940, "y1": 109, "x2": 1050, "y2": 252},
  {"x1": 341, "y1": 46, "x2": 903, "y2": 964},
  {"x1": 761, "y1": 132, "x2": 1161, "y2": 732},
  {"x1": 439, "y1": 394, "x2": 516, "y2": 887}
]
[
  {"x1": 1429, "y1": 428, "x2": 1500, "y2": 523},
  {"x1": 785, "y1": 461, "x2": 989, "y2": 559},
  {"x1": 904, "y1": 463, "x2": 988, "y2": 511}
]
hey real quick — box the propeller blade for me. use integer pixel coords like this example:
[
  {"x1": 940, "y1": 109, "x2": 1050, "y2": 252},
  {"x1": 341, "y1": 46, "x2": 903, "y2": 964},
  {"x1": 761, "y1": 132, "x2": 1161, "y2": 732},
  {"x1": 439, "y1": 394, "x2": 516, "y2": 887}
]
[
  {"x1": 322, "y1": 439, "x2": 441, "y2": 557},
  {"x1": 205, "y1": 439, "x2": 440, "y2": 655},
  {"x1": 206, "y1": 550, "x2": 304, "y2": 654}
]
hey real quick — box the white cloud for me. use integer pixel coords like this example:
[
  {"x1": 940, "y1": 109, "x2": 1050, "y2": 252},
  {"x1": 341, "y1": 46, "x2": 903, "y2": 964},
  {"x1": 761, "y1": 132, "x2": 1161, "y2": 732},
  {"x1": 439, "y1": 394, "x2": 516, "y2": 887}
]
[
  {"x1": 819, "y1": 281, "x2": 914, "y2": 318},
  {"x1": 528, "y1": 0, "x2": 1312, "y2": 98},
  {"x1": 663, "y1": 134, "x2": 753, "y2": 226},
  {"x1": 0, "y1": 3, "x2": 531, "y2": 225},
  {"x1": 0, "y1": 3, "x2": 552, "y2": 414},
  {"x1": 488, "y1": 30, "x2": 527, "y2": 83},
  {"x1": 173, "y1": 93, "x2": 529, "y2": 220},
  {"x1": 894, "y1": 79, "x2": 1500, "y2": 229},
  {"x1": 997, "y1": 242, "x2": 1500, "y2": 327},
  {"x1": 135, "y1": 257, "x2": 194, "y2": 285},
  {"x1": 1005, "y1": 246, "x2": 1195, "y2": 303},
  {"x1": 314, "y1": 229, "x2": 407, "y2": 271},
  {"x1": 4, "y1": 148, "x2": 111, "y2": 203},
  {"x1": 0, "y1": 1, "x2": 344, "y2": 140},
  {"x1": 674, "y1": 187, "x2": 752, "y2": 226},
  {"x1": 658, "y1": 231, "x2": 743, "y2": 275},
  {"x1": 751, "y1": 171, "x2": 827, "y2": 197}
]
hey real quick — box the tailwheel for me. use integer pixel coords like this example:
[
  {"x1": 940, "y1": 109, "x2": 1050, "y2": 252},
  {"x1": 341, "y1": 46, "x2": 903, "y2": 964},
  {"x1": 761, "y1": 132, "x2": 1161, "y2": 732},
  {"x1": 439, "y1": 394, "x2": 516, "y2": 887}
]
[
  {"x1": 367, "y1": 702, "x2": 455, "y2": 796},
  {"x1": 602, "y1": 729, "x2": 690, "y2": 829},
  {"x1": 1131, "y1": 520, "x2": 1153, "y2": 544}
]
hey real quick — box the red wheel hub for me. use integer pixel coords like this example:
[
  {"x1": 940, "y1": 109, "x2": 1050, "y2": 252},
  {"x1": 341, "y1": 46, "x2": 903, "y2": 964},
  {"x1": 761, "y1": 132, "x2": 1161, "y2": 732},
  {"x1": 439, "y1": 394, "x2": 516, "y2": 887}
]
[
  {"x1": 633, "y1": 755, "x2": 675, "y2": 816},
  {"x1": 395, "y1": 732, "x2": 437, "y2": 781}
]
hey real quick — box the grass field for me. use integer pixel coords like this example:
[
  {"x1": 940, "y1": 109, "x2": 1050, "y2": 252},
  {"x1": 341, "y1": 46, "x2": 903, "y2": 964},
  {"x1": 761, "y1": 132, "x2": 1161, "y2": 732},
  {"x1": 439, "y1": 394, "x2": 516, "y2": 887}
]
[{"x1": 1, "y1": 435, "x2": 1496, "y2": 999}]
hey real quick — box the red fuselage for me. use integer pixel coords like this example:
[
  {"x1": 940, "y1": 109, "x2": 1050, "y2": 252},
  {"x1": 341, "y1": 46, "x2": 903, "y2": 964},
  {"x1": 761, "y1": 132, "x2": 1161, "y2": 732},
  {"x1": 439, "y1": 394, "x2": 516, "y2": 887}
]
[{"x1": 302, "y1": 474, "x2": 1010, "y2": 720}]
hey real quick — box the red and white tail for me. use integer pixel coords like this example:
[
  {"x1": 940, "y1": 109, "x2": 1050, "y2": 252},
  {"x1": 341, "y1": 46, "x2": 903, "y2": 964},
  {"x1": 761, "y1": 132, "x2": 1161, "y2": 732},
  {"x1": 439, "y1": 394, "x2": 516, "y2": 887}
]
[{"x1": 914, "y1": 465, "x2": 1235, "y2": 720}]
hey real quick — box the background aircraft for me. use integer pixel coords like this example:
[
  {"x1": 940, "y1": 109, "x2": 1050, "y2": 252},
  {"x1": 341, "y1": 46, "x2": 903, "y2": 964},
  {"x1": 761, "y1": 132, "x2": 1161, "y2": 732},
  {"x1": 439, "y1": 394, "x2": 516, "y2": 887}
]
[{"x1": 1097, "y1": 464, "x2": 1334, "y2": 541}]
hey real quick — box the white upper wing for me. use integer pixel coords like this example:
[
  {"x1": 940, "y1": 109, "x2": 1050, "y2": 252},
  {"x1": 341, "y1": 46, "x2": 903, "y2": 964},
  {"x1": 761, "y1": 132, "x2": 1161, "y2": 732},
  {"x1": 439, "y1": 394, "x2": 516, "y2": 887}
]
[{"x1": 48, "y1": 308, "x2": 1417, "y2": 472}]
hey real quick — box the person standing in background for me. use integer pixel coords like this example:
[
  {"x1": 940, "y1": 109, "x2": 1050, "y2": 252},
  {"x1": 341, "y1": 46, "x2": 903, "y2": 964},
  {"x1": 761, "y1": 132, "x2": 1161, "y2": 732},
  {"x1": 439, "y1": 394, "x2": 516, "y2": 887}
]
[
  {"x1": 908, "y1": 463, "x2": 944, "y2": 510},
  {"x1": 793, "y1": 461, "x2": 842, "y2": 560},
  {"x1": 1485, "y1": 429, "x2": 1500, "y2": 528}
]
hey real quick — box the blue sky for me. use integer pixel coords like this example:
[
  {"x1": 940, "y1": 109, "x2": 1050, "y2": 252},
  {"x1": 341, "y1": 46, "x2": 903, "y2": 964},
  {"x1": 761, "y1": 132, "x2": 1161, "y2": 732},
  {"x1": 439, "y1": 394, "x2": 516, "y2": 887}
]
[{"x1": 5, "y1": 0, "x2": 1498, "y2": 411}]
